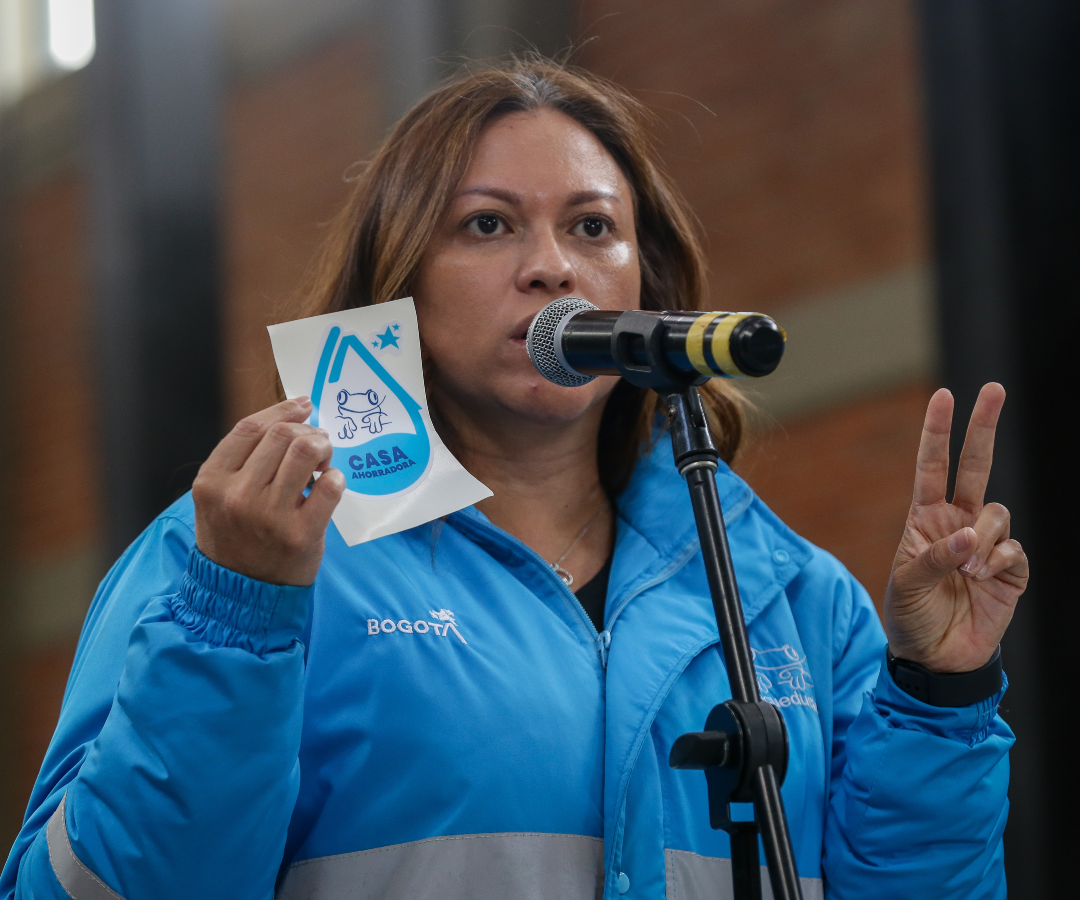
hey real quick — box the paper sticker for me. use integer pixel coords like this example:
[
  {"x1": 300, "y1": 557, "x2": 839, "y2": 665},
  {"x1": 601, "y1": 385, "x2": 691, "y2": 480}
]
[{"x1": 268, "y1": 298, "x2": 492, "y2": 545}]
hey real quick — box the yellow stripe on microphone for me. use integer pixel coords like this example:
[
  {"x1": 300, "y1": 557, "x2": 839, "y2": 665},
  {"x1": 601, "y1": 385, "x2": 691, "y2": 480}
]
[
  {"x1": 686, "y1": 313, "x2": 722, "y2": 377},
  {"x1": 689, "y1": 311, "x2": 784, "y2": 377},
  {"x1": 705, "y1": 313, "x2": 742, "y2": 376}
]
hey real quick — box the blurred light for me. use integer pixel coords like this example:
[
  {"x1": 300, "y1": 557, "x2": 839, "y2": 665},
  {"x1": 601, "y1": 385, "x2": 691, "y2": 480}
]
[{"x1": 48, "y1": 0, "x2": 95, "y2": 70}]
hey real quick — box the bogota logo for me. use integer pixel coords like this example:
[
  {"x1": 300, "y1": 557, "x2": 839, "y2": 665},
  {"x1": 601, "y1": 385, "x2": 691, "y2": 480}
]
[
  {"x1": 310, "y1": 323, "x2": 431, "y2": 497},
  {"x1": 367, "y1": 609, "x2": 467, "y2": 644}
]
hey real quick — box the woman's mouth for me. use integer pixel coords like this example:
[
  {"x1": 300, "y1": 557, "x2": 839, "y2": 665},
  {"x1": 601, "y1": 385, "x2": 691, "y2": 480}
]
[{"x1": 511, "y1": 314, "x2": 534, "y2": 344}]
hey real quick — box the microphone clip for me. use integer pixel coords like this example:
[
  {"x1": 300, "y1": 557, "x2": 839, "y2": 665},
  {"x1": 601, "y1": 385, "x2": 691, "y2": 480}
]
[{"x1": 609, "y1": 310, "x2": 706, "y2": 392}]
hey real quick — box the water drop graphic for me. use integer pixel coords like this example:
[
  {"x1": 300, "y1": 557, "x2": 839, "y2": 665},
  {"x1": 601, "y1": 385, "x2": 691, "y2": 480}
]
[{"x1": 310, "y1": 325, "x2": 431, "y2": 496}]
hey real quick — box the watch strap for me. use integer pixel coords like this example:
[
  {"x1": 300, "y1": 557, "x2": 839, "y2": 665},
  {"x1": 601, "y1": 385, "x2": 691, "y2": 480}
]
[{"x1": 886, "y1": 645, "x2": 1003, "y2": 707}]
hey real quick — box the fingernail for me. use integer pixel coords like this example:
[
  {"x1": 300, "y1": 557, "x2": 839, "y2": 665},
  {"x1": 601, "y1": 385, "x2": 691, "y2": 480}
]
[
  {"x1": 949, "y1": 531, "x2": 970, "y2": 553},
  {"x1": 976, "y1": 566, "x2": 989, "y2": 580},
  {"x1": 960, "y1": 559, "x2": 978, "y2": 574},
  {"x1": 296, "y1": 396, "x2": 312, "y2": 406}
]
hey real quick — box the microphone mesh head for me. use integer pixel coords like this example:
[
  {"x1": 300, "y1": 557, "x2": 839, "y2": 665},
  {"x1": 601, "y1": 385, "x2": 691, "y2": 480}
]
[{"x1": 526, "y1": 297, "x2": 599, "y2": 387}]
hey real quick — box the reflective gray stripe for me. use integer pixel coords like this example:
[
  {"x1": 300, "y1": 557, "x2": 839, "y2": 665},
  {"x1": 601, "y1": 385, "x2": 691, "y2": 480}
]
[
  {"x1": 665, "y1": 848, "x2": 823, "y2": 900},
  {"x1": 46, "y1": 794, "x2": 127, "y2": 900},
  {"x1": 277, "y1": 832, "x2": 604, "y2": 900}
]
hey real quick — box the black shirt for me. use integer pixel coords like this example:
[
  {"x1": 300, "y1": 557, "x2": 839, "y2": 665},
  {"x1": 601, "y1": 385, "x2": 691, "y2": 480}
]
[{"x1": 574, "y1": 554, "x2": 613, "y2": 633}]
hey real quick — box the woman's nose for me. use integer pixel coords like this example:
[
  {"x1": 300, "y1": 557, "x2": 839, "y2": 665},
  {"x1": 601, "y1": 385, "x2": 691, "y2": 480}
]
[{"x1": 515, "y1": 228, "x2": 575, "y2": 295}]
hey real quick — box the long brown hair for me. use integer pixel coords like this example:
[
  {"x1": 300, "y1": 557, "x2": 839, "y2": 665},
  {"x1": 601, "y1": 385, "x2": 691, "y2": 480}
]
[{"x1": 296, "y1": 57, "x2": 744, "y2": 496}]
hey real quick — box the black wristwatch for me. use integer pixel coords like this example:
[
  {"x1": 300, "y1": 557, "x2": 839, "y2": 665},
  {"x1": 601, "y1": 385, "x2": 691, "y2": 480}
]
[{"x1": 886, "y1": 645, "x2": 1003, "y2": 707}]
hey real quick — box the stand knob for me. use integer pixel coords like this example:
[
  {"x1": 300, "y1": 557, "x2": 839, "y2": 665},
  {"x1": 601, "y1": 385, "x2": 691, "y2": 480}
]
[
  {"x1": 670, "y1": 699, "x2": 790, "y2": 823},
  {"x1": 669, "y1": 730, "x2": 735, "y2": 769}
]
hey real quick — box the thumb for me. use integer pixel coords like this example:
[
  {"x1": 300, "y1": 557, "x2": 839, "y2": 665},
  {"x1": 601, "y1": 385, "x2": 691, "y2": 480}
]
[
  {"x1": 302, "y1": 467, "x2": 346, "y2": 528},
  {"x1": 905, "y1": 526, "x2": 977, "y2": 587}
]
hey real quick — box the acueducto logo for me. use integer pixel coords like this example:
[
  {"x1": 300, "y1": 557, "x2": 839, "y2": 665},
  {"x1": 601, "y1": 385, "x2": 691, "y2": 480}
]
[
  {"x1": 752, "y1": 644, "x2": 817, "y2": 712},
  {"x1": 367, "y1": 608, "x2": 467, "y2": 644}
]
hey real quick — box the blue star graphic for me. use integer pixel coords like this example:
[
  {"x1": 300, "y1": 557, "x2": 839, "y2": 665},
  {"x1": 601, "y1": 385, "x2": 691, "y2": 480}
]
[{"x1": 375, "y1": 326, "x2": 400, "y2": 349}]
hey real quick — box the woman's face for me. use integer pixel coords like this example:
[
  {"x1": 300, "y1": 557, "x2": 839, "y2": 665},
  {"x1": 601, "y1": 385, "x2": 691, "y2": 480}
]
[{"x1": 414, "y1": 108, "x2": 641, "y2": 432}]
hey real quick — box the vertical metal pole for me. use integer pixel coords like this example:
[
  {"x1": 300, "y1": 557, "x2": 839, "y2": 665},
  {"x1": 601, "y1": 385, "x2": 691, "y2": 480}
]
[
  {"x1": 683, "y1": 465, "x2": 758, "y2": 703},
  {"x1": 379, "y1": 0, "x2": 448, "y2": 125},
  {"x1": 85, "y1": 0, "x2": 224, "y2": 558},
  {"x1": 670, "y1": 389, "x2": 802, "y2": 900}
]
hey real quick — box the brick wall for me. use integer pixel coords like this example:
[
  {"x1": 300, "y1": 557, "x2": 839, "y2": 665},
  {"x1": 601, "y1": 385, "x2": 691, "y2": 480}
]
[
  {"x1": 578, "y1": 0, "x2": 929, "y2": 312},
  {"x1": 8, "y1": 174, "x2": 99, "y2": 561},
  {"x1": 4, "y1": 172, "x2": 98, "y2": 837},
  {"x1": 222, "y1": 30, "x2": 384, "y2": 425}
]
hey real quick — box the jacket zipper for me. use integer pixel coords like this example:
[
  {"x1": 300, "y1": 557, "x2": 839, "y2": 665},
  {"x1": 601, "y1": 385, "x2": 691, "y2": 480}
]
[
  {"x1": 597, "y1": 630, "x2": 612, "y2": 668},
  {"x1": 455, "y1": 514, "x2": 610, "y2": 663}
]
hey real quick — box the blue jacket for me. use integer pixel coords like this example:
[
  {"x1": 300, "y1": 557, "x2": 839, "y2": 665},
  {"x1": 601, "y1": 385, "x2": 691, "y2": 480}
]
[{"x1": 2, "y1": 435, "x2": 1011, "y2": 900}]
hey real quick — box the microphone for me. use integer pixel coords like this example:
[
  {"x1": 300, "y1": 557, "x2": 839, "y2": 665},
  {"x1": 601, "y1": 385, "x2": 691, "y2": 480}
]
[{"x1": 526, "y1": 297, "x2": 786, "y2": 390}]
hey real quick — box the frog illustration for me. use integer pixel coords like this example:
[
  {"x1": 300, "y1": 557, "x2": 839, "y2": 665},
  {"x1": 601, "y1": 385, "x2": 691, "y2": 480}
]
[{"x1": 336, "y1": 388, "x2": 391, "y2": 438}]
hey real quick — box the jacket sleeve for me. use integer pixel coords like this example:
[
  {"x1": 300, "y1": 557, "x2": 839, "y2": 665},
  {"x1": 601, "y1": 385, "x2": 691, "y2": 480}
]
[
  {"x1": 0, "y1": 510, "x2": 312, "y2": 900},
  {"x1": 821, "y1": 572, "x2": 1012, "y2": 900}
]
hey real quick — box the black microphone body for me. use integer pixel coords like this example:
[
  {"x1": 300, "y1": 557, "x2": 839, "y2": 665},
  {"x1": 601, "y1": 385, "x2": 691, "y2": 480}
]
[{"x1": 526, "y1": 298, "x2": 786, "y2": 392}]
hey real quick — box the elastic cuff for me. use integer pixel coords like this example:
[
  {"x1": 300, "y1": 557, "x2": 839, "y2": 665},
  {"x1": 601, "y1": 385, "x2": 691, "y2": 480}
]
[
  {"x1": 175, "y1": 548, "x2": 312, "y2": 653},
  {"x1": 872, "y1": 650, "x2": 1007, "y2": 743}
]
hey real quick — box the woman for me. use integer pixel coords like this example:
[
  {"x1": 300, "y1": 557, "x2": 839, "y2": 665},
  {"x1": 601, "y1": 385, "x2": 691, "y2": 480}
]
[{"x1": 1, "y1": 60, "x2": 1025, "y2": 900}]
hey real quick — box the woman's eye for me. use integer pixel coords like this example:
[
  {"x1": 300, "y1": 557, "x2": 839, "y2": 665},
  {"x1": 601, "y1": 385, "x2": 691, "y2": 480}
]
[
  {"x1": 468, "y1": 215, "x2": 505, "y2": 236},
  {"x1": 574, "y1": 217, "x2": 609, "y2": 238}
]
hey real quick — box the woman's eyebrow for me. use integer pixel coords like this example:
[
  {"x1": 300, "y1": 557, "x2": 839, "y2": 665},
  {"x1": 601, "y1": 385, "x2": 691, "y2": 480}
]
[
  {"x1": 454, "y1": 186, "x2": 623, "y2": 206},
  {"x1": 456, "y1": 186, "x2": 520, "y2": 205},
  {"x1": 567, "y1": 189, "x2": 622, "y2": 206}
]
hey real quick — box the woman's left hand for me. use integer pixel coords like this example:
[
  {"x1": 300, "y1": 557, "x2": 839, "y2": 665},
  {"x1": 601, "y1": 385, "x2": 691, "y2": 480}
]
[{"x1": 884, "y1": 383, "x2": 1029, "y2": 673}]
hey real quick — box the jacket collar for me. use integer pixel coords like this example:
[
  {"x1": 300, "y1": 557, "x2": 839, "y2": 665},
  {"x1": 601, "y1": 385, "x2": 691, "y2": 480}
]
[
  {"x1": 445, "y1": 431, "x2": 809, "y2": 632},
  {"x1": 607, "y1": 433, "x2": 762, "y2": 618},
  {"x1": 616, "y1": 432, "x2": 755, "y2": 547}
]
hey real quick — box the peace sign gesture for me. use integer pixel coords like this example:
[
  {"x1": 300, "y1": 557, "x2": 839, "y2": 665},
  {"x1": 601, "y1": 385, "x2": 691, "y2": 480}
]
[{"x1": 884, "y1": 383, "x2": 1028, "y2": 673}]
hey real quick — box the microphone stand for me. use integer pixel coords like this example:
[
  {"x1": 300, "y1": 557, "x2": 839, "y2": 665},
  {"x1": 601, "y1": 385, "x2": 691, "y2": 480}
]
[
  {"x1": 663, "y1": 386, "x2": 802, "y2": 900},
  {"x1": 603, "y1": 311, "x2": 802, "y2": 900}
]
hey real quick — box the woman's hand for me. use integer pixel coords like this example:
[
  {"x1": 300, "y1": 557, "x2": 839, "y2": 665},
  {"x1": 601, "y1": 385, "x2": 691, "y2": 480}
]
[
  {"x1": 884, "y1": 383, "x2": 1028, "y2": 673},
  {"x1": 192, "y1": 398, "x2": 346, "y2": 586}
]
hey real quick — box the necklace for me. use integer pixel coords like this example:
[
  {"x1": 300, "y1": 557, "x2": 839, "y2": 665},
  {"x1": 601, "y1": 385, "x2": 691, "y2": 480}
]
[{"x1": 549, "y1": 506, "x2": 604, "y2": 588}]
